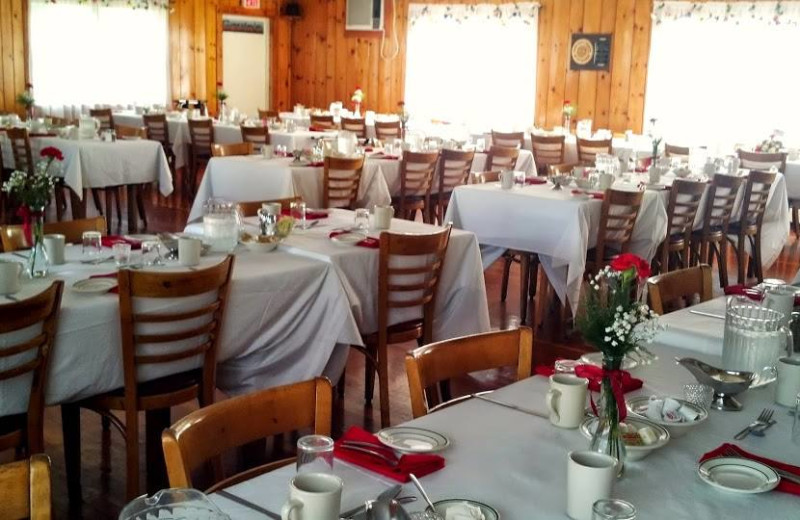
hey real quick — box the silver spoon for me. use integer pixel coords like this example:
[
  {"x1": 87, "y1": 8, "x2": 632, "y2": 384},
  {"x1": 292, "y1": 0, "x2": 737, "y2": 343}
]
[{"x1": 409, "y1": 474, "x2": 443, "y2": 520}]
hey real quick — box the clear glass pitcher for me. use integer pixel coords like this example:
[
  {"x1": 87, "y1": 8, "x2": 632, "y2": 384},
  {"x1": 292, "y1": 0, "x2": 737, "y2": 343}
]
[
  {"x1": 722, "y1": 297, "x2": 793, "y2": 387},
  {"x1": 202, "y1": 198, "x2": 240, "y2": 253}
]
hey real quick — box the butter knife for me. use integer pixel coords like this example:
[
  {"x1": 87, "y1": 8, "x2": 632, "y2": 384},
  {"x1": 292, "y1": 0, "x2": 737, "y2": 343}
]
[
  {"x1": 340, "y1": 483, "x2": 402, "y2": 519},
  {"x1": 471, "y1": 393, "x2": 549, "y2": 419}
]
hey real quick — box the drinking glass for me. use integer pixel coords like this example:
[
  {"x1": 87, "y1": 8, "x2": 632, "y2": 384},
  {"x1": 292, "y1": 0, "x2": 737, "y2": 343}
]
[
  {"x1": 141, "y1": 240, "x2": 163, "y2": 266},
  {"x1": 296, "y1": 435, "x2": 334, "y2": 474},
  {"x1": 354, "y1": 208, "x2": 369, "y2": 231},
  {"x1": 291, "y1": 201, "x2": 307, "y2": 230},
  {"x1": 112, "y1": 243, "x2": 132, "y2": 267},
  {"x1": 81, "y1": 231, "x2": 103, "y2": 260},
  {"x1": 592, "y1": 499, "x2": 637, "y2": 520},
  {"x1": 555, "y1": 359, "x2": 580, "y2": 375},
  {"x1": 793, "y1": 393, "x2": 800, "y2": 445},
  {"x1": 683, "y1": 383, "x2": 714, "y2": 410}
]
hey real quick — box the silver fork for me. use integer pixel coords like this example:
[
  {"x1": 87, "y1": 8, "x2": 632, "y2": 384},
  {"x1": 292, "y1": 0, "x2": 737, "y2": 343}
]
[
  {"x1": 721, "y1": 446, "x2": 800, "y2": 485},
  {"x1": 734, "y1": 408, "x2": 774, "y2": 440}
]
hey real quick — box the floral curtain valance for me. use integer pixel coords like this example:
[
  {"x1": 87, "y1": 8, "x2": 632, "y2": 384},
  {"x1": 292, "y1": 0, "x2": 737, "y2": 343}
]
[
  {"x1": 652, "y1": 1, "x2": 800, "y2": 26},
  {"x1": 409, "y1": 2, "x2": 540, "y2": 26},
  {"x1": 31, "y1": 0, "x2": 172, "y2": 10}
]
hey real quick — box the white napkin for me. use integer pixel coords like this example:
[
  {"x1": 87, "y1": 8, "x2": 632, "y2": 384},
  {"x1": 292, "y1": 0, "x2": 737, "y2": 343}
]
[{"x1": 646, "y1": 396, "x2": 699, "y2": 423}]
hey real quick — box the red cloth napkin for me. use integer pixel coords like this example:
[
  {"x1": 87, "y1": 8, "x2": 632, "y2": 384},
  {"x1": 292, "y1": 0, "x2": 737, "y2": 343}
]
[
  {"x1": 700, "y1": 443, "x2": 800, "y2": 495},
  {"x1": 308, "y1": 125, "x2": 328, "y2": 132},
  {"x1": 570, "y1": 189, "x2": 604, "y2": 200},
  {"x1": 101, "y1": 235, "x2": 142, "y2": 250},
  {"x1": 535, "y1": 362, "x2": 643, "y2": 393},
  {"x1": 723, "y1": 284, "x2": 765, "y2": 302},
  {"x1": 525, "y1": 176, "x2": 547, "y2": 185},
  {"x1": 372, "y1": 152, "x2": 400, "y2": 160},
  {"x1": 334, "y1": 427, "x2": 445, "y2": 483},
  {"x1": 280, "y1": 208, "x2": 329, "y2": 220},
  {"x1": 329, "y1": 230, "x2": 380, "y2": 249},
  {"x1": 307, "y1": 161, "x2": 324, "y2": 167},
  {"x1": 364, "y1": 146, "x2": 374, "y2": 152},
  {"x1": 89, "y1": 273, "x2": 119, "y2": 294}
]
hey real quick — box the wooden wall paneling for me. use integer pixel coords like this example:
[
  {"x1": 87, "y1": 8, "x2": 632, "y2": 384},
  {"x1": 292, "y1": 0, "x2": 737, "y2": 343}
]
[
  {"x1": 534, "y1": 0, "x2": 553, "y2": 128},
  {"x1": 544, "y1": 0, "x2": 571, "y2": 129},
  {"x1": 325, "y1": 0, "x2": 338, "y2": 105},
  {"x1": 593, "y1": 0, "x2": 618, "y2": 130},
  {"x1": 577, "y1": 0, "x2": 602, "y2": 124},
  {"x1": 178, "y1": 0, "x2": 194, "y2": 100},
  {"x1": 11, "y1": 0, "x2": 26, "y2": 114},
  {"x1": 0, "y1": 0, "x2": 15, "y2": 112},
  {"x1": 272, "y1": 18, "x2": 293, "y2": 110},
  {"x1": 334, "y1": 0, "x2": 348, "y2": 104},
  {"x1": 608, "y1": 0, "x2": 635, "y2": 131},
  {"x1": 193, "y1": 0, "x2": 207, "y2": 103},
  {"x1": 564, "y1": 0, "x2": 585, "y2": 126},
  {"x1": 626, "y1": 0, "x2": 652, "y2": 132}
]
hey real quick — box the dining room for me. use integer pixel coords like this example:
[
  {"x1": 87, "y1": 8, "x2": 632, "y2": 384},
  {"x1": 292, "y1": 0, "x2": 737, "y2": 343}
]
[{"x1": 1, "y1": 0, "x2": 800, "y2": 519}]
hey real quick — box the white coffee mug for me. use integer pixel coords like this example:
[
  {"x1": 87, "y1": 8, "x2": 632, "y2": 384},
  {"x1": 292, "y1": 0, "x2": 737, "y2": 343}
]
[
  {"x1": 545, "y1": 374, "x2": 588, "y2": 429},
  {"x1": 0, "y1": 259, "x2": 23, "y2": 295},
  {"x1": 43, "y1": 234, "x2": 66, "y2": 265},
  {"x1": 776, "y1": 357, "x2": 800, "y2": 407},
  {"x1": 566, "y1": 451, "x2": 617, "y2": 520},
  {"x1": 598, "y1": 172, "x2": 614, "y2": 190},
  {"x1": 499, "y1": 170, "x2": 515, "y2": 190},
  {"x1": 372, "y1": 205, "x2": 394, "y2": 230},
  {"x1": 262, "y1": 144, "x2": 274, "y2": 159},
  {"x1": 764, "y1": 285, "x2": 796, "y2": 328},
  {"x1": 178, "y1": 237, "x2": 202, "y2": 267},
  {"x1": 281, "y1": 472, "x2": 343, "y2": 520}
]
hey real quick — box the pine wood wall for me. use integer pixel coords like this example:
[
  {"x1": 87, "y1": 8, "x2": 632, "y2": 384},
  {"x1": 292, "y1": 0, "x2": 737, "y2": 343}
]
[{"x1": 0, "y1": 0, "x2": 28, "y2": 116}]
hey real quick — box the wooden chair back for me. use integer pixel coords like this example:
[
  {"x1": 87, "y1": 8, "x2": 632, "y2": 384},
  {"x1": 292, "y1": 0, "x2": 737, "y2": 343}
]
[
  {"x1": 437, "y1": 149, "x2": 475, "y2": 196},
  {"x1": 323, "y1": 156, "x2": 364, "y2": 209},
  {"x1": 211, "y1": 142, "x2": 254, "y2": 157},
  {"x1": 484, "y1": 145, "x2": 519, "y2": 172},
  {"x1": 577, "y1": 138, "x2": 613, "y2": 164},
  {"x1": 188, "y1": 119, "x2": 214, "y2": 154},
  {"x1": 664, "y1": 143, "x2": 690, "y2": 159},
  {"x1": 89, "y1": 108, "x2": 114, "y2": 131},
  {"x1": 0, "y1": 454, "x2": 52, "y2": 520},
  {"x1": 405, "y1": 327, "x2": 533, "y2": 418},
  {"x1": 737, "y1": 170, "x2": 776, "y2": 229},
  {"x1": 240, "y1": 126, "x2": 270, "y2": 146},
  {"x1": 375, "y1": 121, "x2": 401, "y2": 141},
  {"x1": 142, "y1": 114, "x2": 169, "y2": 147},
  {"x1": 257, "y1": 109, "x2": 278, "y2": 120},
  {"x1": 310, "y1": 115, "x2": 336, "y2": 130},
  {"x1": 531, "y1": 134, "x2": 566, "y2": 172},
  {"x1": 699, "y1": 174, "x2": 744, "y2": 236},
  {"x1": 491, "y1": 131, "x2": 524, "y2": 149},
  {"x1": 737, "y1": 150, "x2": 787, "y2": 173},
  {"x1": 647, "y1": 264, "x2": 712, "y2": 315},
  {"x1": 236, "y1": 197, "x2": 303, "y2": 217},
  {"x1": 6, "y1": 128, "x2": 34, "y2": 174},
  {"x1": 593, "y1": 189, "x2": 644, "y2": 271},
  {"x1": 1, "y1": 217, "x2": 106, "y2": 252},
  {"x1": 116, "y1": 256, "x2": 235, "y2": 407},
  {"x1": 0, "y1": 282, "x2": 63, "y2": 455},
  {"x1": 162, "y1": 378, "x2": 332, "y2": 492},
  {"x1": 115, "y1": 125, "x2": 147, "y2": 140},
  {"x1": 399, "y1": 151, "x2": 440, "y2": 199},
  {"x1": 341, "y1": 117, "x2": 367, "y2": 138},
  {"x1": 548, "y1": 163, "x2": 580, "y2": 177},
  {"x1": 658, "y1": 179, "x2": 707, "y2": 269},
  {"x1": 476, "y1": 171, "x2": 500, "y2": 183}
]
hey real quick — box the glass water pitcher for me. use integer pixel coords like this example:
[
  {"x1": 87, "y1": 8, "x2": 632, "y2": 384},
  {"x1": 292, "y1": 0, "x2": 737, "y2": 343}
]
[{"x1": 202, "y1": 198, "x2": 240, "y2": 253}]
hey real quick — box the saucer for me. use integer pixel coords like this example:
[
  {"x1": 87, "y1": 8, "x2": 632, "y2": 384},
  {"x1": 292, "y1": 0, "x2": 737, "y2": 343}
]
[
  {"x1": 72, "y1": 278, "x2": 117, "y2": 294},
  {"x1": 698, "y1": 457, "x2": 779, "y2": 494},
  {"x1": 376, "y1": 426, "x2": 450, "y2": 453},
  {"x1": 579, "y1": 352, "x2": 638, "y2": 371}
]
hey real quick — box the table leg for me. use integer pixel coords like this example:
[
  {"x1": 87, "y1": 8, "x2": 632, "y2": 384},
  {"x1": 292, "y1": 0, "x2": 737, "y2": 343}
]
[{"x1": 127, "y1": 185, "x2": 139, "y2": 233}]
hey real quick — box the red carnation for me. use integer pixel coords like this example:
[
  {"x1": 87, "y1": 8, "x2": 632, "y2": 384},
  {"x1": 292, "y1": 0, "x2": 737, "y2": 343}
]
[
  {"x1": 40, "y1": 146, "x2": 64, "y2": 162},
  {"x1": 610, "y1": 253, "x2": 650, "y2": 280},
  {"x1": 564, "y1": 100, "x2": 571, "y2": 105}
]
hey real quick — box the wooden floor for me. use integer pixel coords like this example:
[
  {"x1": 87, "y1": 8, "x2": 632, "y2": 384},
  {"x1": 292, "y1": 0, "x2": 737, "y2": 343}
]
[{"x1": 6, "y1": 192, "x2": 800, "y2": 519}]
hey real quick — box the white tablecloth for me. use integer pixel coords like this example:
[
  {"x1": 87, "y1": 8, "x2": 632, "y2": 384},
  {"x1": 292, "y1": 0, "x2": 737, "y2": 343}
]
[
  {"x1": 0, "y1": 248, "x2": 361, "y2": 416},
  {"x1": 785, "y1": 160, "x2": 800, "y2": 199},
  {"x1": 211, "y1": 341, "x2": 800, "y2": 520},
  {"x1": 112, "y1": 112, "x2": 190, "y2": 170},
  {"x1": 269, "y1": 130, "x2": 339, "y2": 152}
]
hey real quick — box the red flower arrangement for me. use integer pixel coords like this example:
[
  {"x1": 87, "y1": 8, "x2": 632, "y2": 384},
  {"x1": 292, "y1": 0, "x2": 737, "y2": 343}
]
[
  {"x1": 610, "y1": 253, "x2": 651, "y2": 281},
  {"x1": 41, "y1": 146, "x2": 64, "y2": 162}
]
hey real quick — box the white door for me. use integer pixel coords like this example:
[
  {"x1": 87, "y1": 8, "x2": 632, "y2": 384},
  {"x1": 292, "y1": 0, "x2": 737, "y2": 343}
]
[{"x1": 222, "y1": 15, "x2": 270, "y2": 117}]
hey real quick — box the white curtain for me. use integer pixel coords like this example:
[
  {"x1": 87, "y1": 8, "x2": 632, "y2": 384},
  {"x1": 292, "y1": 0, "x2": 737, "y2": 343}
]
[
  {"x1": 644, "y1": 1, "x2": 800, "y2": 152},
  {"x1": 29, "y1": 0, "x2": 169, "y2": 118},
  {"x1": 404, "y1": 3, "x2": 539, "y2": 133}
]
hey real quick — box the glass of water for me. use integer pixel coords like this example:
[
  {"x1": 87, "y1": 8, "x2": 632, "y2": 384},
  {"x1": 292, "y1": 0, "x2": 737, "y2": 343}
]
[
  {"x1": 354, "y1": 208, "x2": 370, "y2": 232},
  {"x1": 291, "y1": 201, "x2": 307, "y2": 230},
  {"x1": 112, "y1": 243, "x2": 132, "y2": 268},
  {"x1": 296, "y1": 435, "x2": 334, "y2": 474},
  {"x1": 683, "y1": 384, "x2": 714, "y2": 410},
  {"x1": 141, "y1": 240, "x2": 163, "y2": 266},
  {"x1": 82, "y1": 231, "x2": 103, "y2": 260},
  {"x1": 793, "y1": 393, "x2": 800, "y2": 445},
  {"x1": 592, "y1": 499, "x2": 637, "y2": 519}
]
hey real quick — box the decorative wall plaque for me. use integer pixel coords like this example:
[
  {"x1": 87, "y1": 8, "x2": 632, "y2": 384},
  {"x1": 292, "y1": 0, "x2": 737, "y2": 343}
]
[{"x1": 570, "y1": 34, "x2": 612, "y2": 71}]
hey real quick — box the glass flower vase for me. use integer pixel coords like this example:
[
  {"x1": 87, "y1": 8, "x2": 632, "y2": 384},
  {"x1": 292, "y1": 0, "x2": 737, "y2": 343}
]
[
  {"x1": 26, "y1": 209, "x2": 49, "y2": 278},
  {"x1": 589, "y1": 355, "x2": 626, "y2": 478}
]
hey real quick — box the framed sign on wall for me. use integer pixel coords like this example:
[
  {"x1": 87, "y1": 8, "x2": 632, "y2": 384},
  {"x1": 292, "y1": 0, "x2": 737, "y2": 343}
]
[{"x1": 570, "y1": 34, "x2": 612, "y2": 71}]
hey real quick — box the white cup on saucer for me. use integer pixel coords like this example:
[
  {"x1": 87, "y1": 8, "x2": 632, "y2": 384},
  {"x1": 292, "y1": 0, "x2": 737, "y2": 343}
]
[
  {"x1": 178, "y1": 237, "x2": 202, "y2": 267},
  {"x1": 372, "y1": 205, "x2": 394, "y2": 230},
  {"x1": 281, "y1": 472, "x2": 342, "y2": 520},
  {"x1": 545, "y1": 374, "x2": 588, "y2": 429},
  {"x1": 499, "y1": 170, "x2": 515, "y2": 190},
  {"x1": 43, "y1": 233, "x2": 66, "y2": 265},
  {"x1": 776, "y1": 357, "x2": 800, "y2": 407},
  {"x1": 0, "y1": 259, "x2": 23, "y2": 295}
]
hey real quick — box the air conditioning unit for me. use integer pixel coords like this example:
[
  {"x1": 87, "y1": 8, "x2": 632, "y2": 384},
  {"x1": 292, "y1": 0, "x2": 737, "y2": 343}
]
[{"x1": 346, "y1": 0, "x2": 384, "y2": 31}]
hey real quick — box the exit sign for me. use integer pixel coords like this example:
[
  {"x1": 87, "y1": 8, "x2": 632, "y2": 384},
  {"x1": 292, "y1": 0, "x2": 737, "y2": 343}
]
[{"x1": 242, "y1": 0, "x2": 260, "y2": 8}]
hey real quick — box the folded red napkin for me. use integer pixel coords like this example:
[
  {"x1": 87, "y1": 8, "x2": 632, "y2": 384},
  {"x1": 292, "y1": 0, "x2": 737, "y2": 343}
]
[
  {"x1": 307, "y1": 161, "x2": 324, "y2": 167},
  {"x1": 89, "y1": 273, "x2": 119, "y2": 294},
  {"x1": 535, "y1": 362, "x2": 643, "y2": 393},
  {"x1": 372, "y1": 152, "x2": 399, "y2": 160},
  {"x1": 280, "y1": 208, "x2": 329, "y2": 220},
  {"x1": 723, "y1": 284, "x2": 765, "y2": 302},
  {"x1": 308, "y1": 125, "x2": 328, "y2": 132},
  {"x1": 700, "y1": 443, "x2": 800, "y2": 495},
  {"x1": 329, "y1": 230, "x2": 380, "y2": 249},
  {"x1": 570, "y1": 189, "x2": 604, "y2": 200},
  {"x1": 364, "y1": 146, "x2": 374, "y2": 152},
  {"x1": 334, "y1": 427, "x2": 445, "y2": 483},
  {"x1": 101, "y1": 235, "x2": 142, "y2": 250},
  {"x1": 525, "y1": 176, "x2": 547, "y2": 185}
]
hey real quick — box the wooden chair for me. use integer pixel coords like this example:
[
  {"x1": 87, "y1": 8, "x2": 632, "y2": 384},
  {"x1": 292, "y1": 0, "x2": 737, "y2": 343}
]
[
  {"x1": 162, "y1": 378, "x2": 332, "y2": 492},
  {"x1": 356, "y1": 226, "x2": 452, "y2": 427},
  {"x1": 240, "y1": 126, "x2": 270, "y2": 146},
  {"x1": 476, "y1": 171, "x2": 500, "y2": 183},
  {"x1": 341, "y1": 117, "x2": 367, "y2": 139},
  {"x1": 310, "y1": 114, "x2": 336, "y2": 130},
  {"x1": 647, "y1": 264, "x2": 712, "y2": 315},
  {"x1": 433, "y1": 149, "x2": 475, "y2": 225},
  {"x1": 0, "y1": 283, "x2": 63, "y2": 458},
  {"x1": 586, "y1": 189, "x2": 644, "y2": 276},
  {"x1": 1, "y1": 217, "x2": 106, "y2": 252},
  {"x1": 115, "y1": 125, "x2": 147, "y2": 140},
  {"x1": 89, "y1": 108, "x2": 114, "y2": 131},
  {"x1": 393, "y1": 151, "x2": 439, "y2": 223},
  {"x1": 187, "y1": 119, "x2": 215, "y2": 196},
  {"x1": 576, "y1": 138, "x2": 613, "y2": 165},
  {"x1": 727, "y1": 170, "x2": 776, "y2": 284},
  {"x1": 483, "y1": 145, "x2": 519, "y2": 173},
  {"x1": 530, "y1": 134, "x2": 566, "y2": 176},
  {"x1": 374, "y1": 121, "x2": 402, "y2": 142},
  {"x1": 6, "y1": 128, "x2": 34, "y2": 174},
  {"x1": 236, "y1": 196, "x2": 303, "y2": 217},
  {"x1": 690, "y1": 173, "x2": 744, "y2": 288},
  {"x1": 323, "y1": 156, "x2": 364, "y2": 209},
  {"x1": 62, "y1": 256, "x2": 235, "y2": 501},
  {"x1": 405, "y1": 327, "x2": 533, "y2": 418},
  {"x1": 0, "y1": 454, "x2": 52, "y2": 520},
  {"x1": 548, "y1": 163, "x2": 581, "y2": 177},
  {"x1": 737, "y1": 150, "x2": 787, "y2": 173},
  {"x1": 664, "y1": 143, "x2": 690, "y2": 159},
  {"x1": 142, "y1": 114, "x2": 176, "y2": 171},
  {"x1": 491, "y1": 131, "x2": 525, "y2": 149},
  {"x1": 257, "y1": 109, "x2": 279, "y2": 120},
  {"x1": 211, "y1": 142, "x2": 254, "y2": 157},
  {"x1": 652, "y1": 179, "x2": 707, "y2": 275}
]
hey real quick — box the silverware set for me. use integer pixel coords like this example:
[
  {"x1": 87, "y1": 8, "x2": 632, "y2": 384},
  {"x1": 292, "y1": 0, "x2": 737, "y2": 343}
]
[{"x1": 734, "y1": 408, "x2": 774, "y2": 440}]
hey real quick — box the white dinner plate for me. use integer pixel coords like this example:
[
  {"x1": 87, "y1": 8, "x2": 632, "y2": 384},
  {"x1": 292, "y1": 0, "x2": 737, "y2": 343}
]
[
  {"x1": 330, "y1": 232, "x2": 365, "y2": 246},
  {"x1": 698, "y1": 457, "x2": 780, "y2": 494},
  {"x1": 72, "y1": 278, "x2": 117, "y2": 294},
  {"x1": 432, "y1": 499, "x2": 500, "y2": 520},
  {"x1": 376, "y1": 426, "x2": 450, "y2": 454},
  {"x1": 579, "y1": 352, "x2": 639, "y2": 371},
  {"x1": 124, "y1": 234, "x2": 159, "y2": 242}
]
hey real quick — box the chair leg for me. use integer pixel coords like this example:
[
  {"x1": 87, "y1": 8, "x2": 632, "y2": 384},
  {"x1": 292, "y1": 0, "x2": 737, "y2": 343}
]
[
  {"x1": 127, "y1": 185, "x2": 139, "y2": 234},
  {"x1": 364, "y1": 345, "x2": 376, "y2": 404},
  {"x1": 54, "y1": 186, "x2": 66, "y2": 221},
  {"x1": 377, "y1": 343, "x2": 391, "y2": 428},
  {"x1": 61, "y1": 404, "x2": 82, "y2": 504},
  {"x1": 115, "y1": 187, "x2": 123, "y2": 228},
  {"x1": 718, "y1": 240, "x2": 730, "y2": 288},
  {"x1": 736, "y1": 234, "x2": 746, "y2": 285},
  {"x1": 500, "y1": 253, "x2": 512, "y2": 302},
  {"x1": 519, "y1": 254, "x2": 531, "y2": 325},
  {"x1": 145, "y1": 408, "x2": 170, "y2": 493},
  {"x1": 136, "y1": 184, "x2": 148, "y2": 229},
  {"x1": 753, "y1": 234, "x2": 764, "y2": 282},
  {"x1": 124, "y1": 408, "x2": 140, "y2": 501},
  {"x1": 104, "y1": 189, "x2": 114, "y2": 234},
  {"x1": 91, "y1": 189, "x2": 104, "y2": 215}
]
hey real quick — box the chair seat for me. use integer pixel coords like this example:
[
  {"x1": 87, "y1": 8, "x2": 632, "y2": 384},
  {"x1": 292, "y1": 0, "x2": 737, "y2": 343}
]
[
  {"x1": 362, "y1": 320, "x2": 424, "y2": 346},
  {"x1": 78, "y1": 369, "x2": 203, "y2": 412},
  {"x1": 691, "y1": 227, "x2": 726, "y2": 241},
  {"x1": 0, "y1": 413, "x2": 25, "y2": 452},
  {"x1": 727, "y1": 222, "x2": 757, "y2": 236}
]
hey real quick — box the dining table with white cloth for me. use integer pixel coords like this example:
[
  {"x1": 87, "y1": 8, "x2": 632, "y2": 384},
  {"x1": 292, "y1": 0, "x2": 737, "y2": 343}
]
[
  {"x1": 0, "y1": 247, "x2": 361, "y2": 417},
  {"x1": 111, "y1": 112, "x2": 191, "y2": 170},
  {"x1": 784, "y1": 160, "x2": 800, "y2": 199},
  {"x1": 210, "y1": 338, "x2": 800, "y2": 520}
]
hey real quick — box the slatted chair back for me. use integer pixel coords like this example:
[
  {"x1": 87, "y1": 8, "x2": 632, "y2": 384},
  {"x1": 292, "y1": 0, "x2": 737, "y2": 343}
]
[
  {"x1": 484, "y1": 145, "x2": 519, "y2": 173},
  {"x1": 257, "y1": 109, "x2": 279, "y2": 120},
  {"x1": 162, "y1": 378, "x2": 332, "y2": 492},
  {"x1": 548, "y1": 163, "x2": 581, "y2": 177},
  {"x1": 236, "y1": 197, "x2": 303, "y2": 217},
  {"x1": 656, "y1": 179, "x2": 707, "y2": 271},
  {"x1": 0, "y1": 282, "x2": 64, "y2": 455},
  {"x1": 142, "y1": 114, "x2": 170, "y2": 147},
  {"x1": 405, "y1": 328, "x2": 532, "y2": 418},
  {"x1": 531, "y1": 134, "x2": 566, "y2": 173},
  {"x1": 240, "y1": 126, "x2": 270, "y2": 146},
  {"x1": 491, "y1": 131, "x2": 524, "y2": 149},
  {"x1": 737, "y1": 170, "x2": 776, "y2": 229},
  {"x1": 341, "y1": 117, "x2": 367, "y2": 138},
  {"x1": 664, "y1": 143, "x2": 690, "y2": 159},
  {"x1": 375, "y1": 121, "x2": 401, "y2": 141},
  {"x1": 592, "y1": 189, "x2": 644, "y2": 273},
  {"x1": 89, "y1": 108, "x2": 114, "y2": 131},
  {"x1": 1, "y1": 217, "x2": 107, "y2": 252},
  {"x1": 0, "y1": 454, "x2": 52, "y2": 520},
  {"x1": 647, "y1": 264, "x2": 712, "y2": 315},
  {"x1": 211, "y1": 142, "x2": 254, "y2": 157},
  {"x1": 737, "y1": 150, "x2": 787, "y2": 173},
  {"x1": 310, "y1": 115, "x2": 336, "y2": 130},
  {"x1": 6, "y1": 128, "x2": 34, "y2": 174},
  {"x1": 437, "y1": 149, "x2": 475, "y2": 195},
  {"x1": 115, "y1": 125, "x2": 147, "y2": 140},
  {"x1": 323, "y1": 156, "x2": 364, "y2": 209},
  {"x1": 188, "y1": 119, "x2": 214, "y2": 155},
  {"x1": 699, "y1": 174, "x2": 744, "y2": 236},
  {"x1": 577, "y1": 138, "x2": 613, "y2": 164}
]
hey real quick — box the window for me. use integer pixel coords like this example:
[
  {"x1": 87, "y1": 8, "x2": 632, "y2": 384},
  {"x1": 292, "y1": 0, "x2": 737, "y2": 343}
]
[
  {"x1": 644, "y1": 1, "x2": 800, "y2": 150},
  {"x1": 404, "y1": 3, "x2": 539, "y2": 134},
  {"x1": 29, "y1": 0, "x2": 169, "y2": 116}
]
